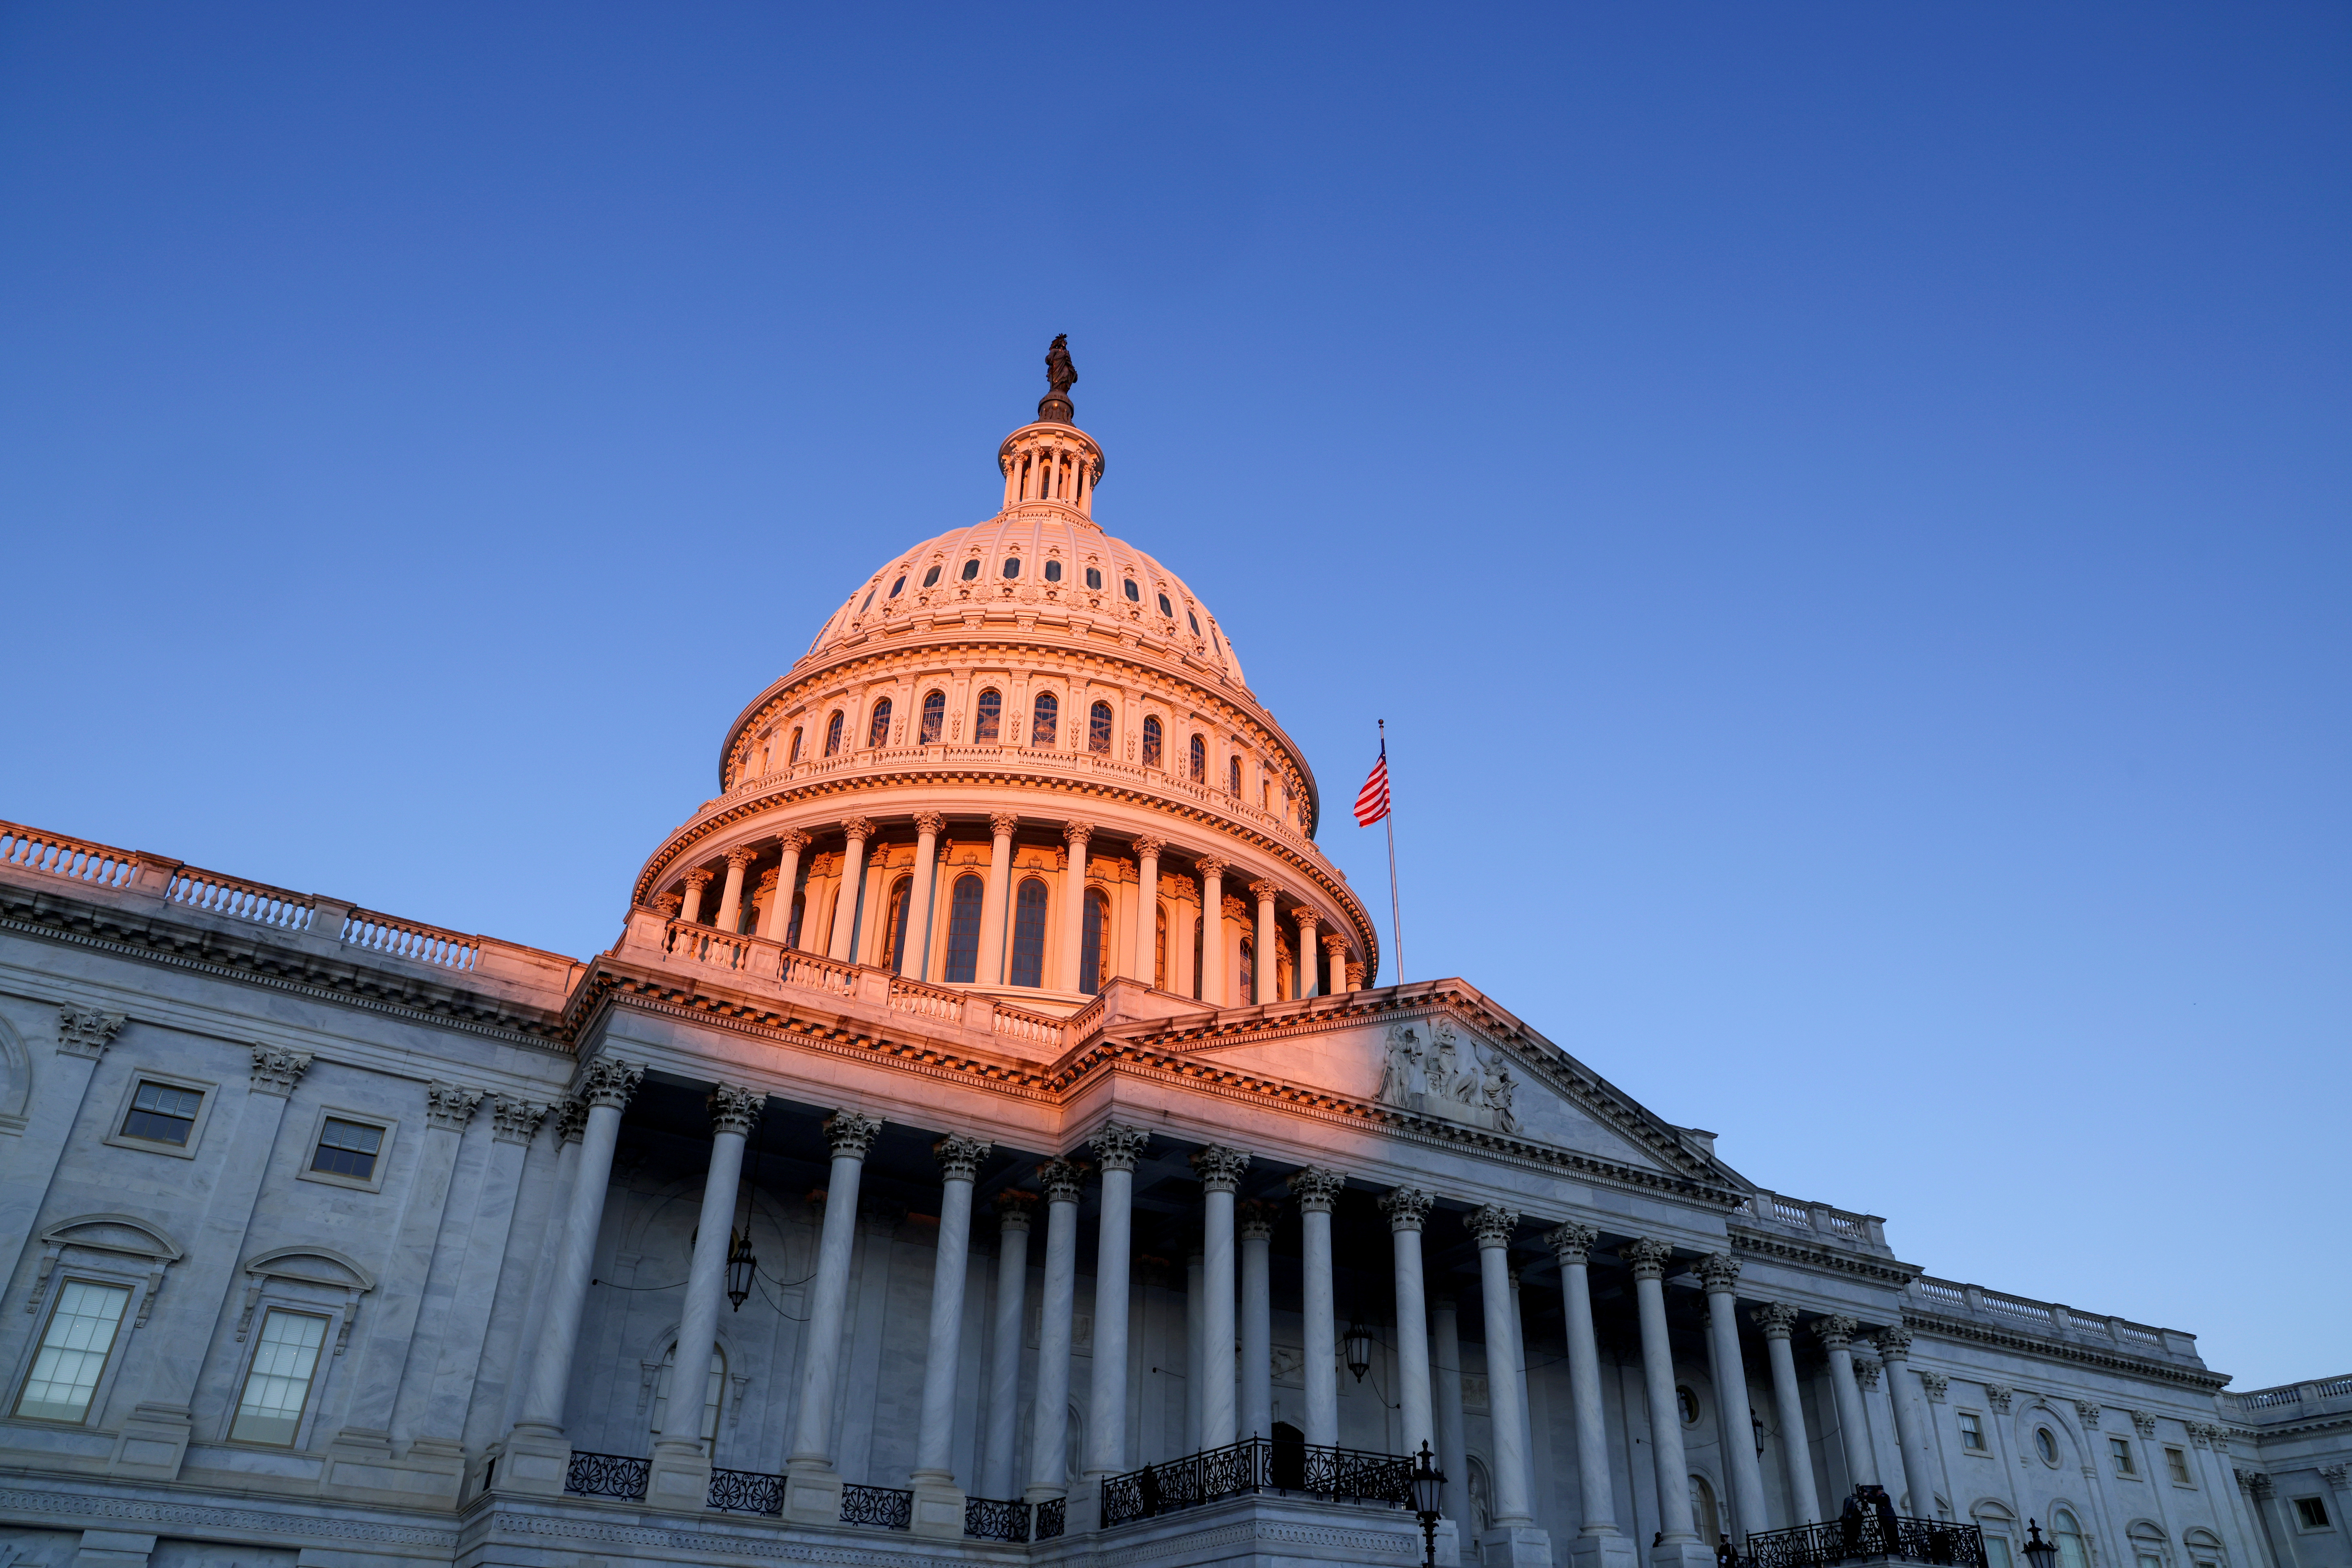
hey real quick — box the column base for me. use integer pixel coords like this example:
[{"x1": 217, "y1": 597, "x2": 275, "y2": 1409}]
[
  {"x1": 1480, "y1": 1523, "x2": 1553, "y2": 1568},
  {"x1": 105, "y1": 1402, "x2": 192, "y2": 1482},
  {"x1": 1567, "y1": 1532, "x2": 1643, "y2": 1568},
  {"x1": 1064, "y1": 1477, "x2": 1102, "y2": 1534},
  {"x1": 783, "y1": 1463, "x2": 845, "y2": 1525},
  {"x1": 492, "y1": 1421, "x2": 573, "y2": 1497},
  {"x1": 646, "y1": 1438, "x2": 714, "y2": 1512},
  {"x1": 70, "y1": 1530, "x2": 157, "y2": 1567},
  {"x1": 909, "y1": 1472, "x2": 967, "y2": 1540},
  {"x1": 1650, "y1": 1541, "x2": 1717, "y2": 1568}
]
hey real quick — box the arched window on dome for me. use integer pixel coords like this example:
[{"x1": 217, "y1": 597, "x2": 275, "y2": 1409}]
[
  {"x1": 1009, "y1": 880, "x2": 1049, "y2": 988},
  {"x1": 1044, "y1": 559, "x2": 1063, "y2": 582},
  {"x1": 1124, "y1": 577, "x2": 1141, "y2": 602},
  {"x1": 1228, "y1": 755, "x2": 1243, "y2": 796},
  {"x1": 944, "y1": 875, "x2": 984, "y2": 983},
  {"x1": 1237, "y1": 939, "x2": 1254, "y2": 1006},
  {"x1": 975, "y1": 689, "x2": 1001, "y2": 742},
  {"x1": 824, "y1": 711, "x2": 844, "y2": 756},
  {"x1": 1189, "y1": 735, "x2": 1206, "y2": 783},
  {"x1": 1079, "y1": 889, "x2": 1109, "y2": 994},
  {"x1": 888, "y1": 575, "x2": 905, "y2": 598},
  {"x1": 1142, "y1": 716, "x2": 1163, "y2": 768},
  {"x1": 1157, "y1": 592, "x2": 1174, "y2": 618},
  {"x1": 880, "y1": 877, "x2": 914, "y2": 975},
  {"x1": 788, "y1": 727, "x2": 803, "y2": 765},
  {"x1": 1154, "y1": 904, "x2": 1167, "y2": 991},
  {"x1": 922, "y1": 564, "x2": 941, "y2": 588},
  {"x1": 1002, "y1": 556, "x2": 1022, "y2": 579},
  {"x1": 1085, "y1": 567, "x2": 1102, "y2": 590},
  {"x1": 920, "y1": 690, "x2": 945, "y2": 744},
  {"x1": 866, "y1": 698, "x2": 892, "y2": 750},
  {"x1": 1089, "y1": 702, "x2": 1113, "y2": 754},
  {"x1": 961, "y1": 558, "x2": 981, "y2": 581},
  {"x1": 1031, "y1": 692, "x2": 1058, "y2": 748}
]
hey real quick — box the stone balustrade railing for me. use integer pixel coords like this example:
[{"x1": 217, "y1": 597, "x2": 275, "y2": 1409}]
[
  {"x1": 1730, "y1": 1187, "x2": 1891, "y2": 1252},
  {"x1": 2227, "y1": 1375, "x2": 2352, "y2": 1419},
  {"x1": 339, "y1": 909, "x2": 481, "y2": 971},
  {"x1": 1904, "y1": 1273, "x2": 2200, "y2": 1361},
  {"x1": 0, "y1": 824, "x2": 138, "y2": 891}
]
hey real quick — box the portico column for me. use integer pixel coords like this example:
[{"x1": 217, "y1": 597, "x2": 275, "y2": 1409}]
[
  {"x1": 713, "y1": 846, "x2": 756, "y2": 933},
  {"x1": 1546, "y1": 1224, "x2": 1635, "y2": 1568},
  {"x1": 1324, "y1": 934, "x2": 1351, "y2": 996},
  {"x1": 1470, "y1": 1206, "x2": 1542, "y2": 1551},
  {"x1": 1028, "y1": 1159, "x2": 1084, "y2": 1506},
  {"x1": 1083, "y1": 1124, "x2": 1150, "y2": 1519},
  {"x1": 760, "y1": 831, "x2": 809, "y2": 943},
  {"x1": 1196, "y1": 858, "x2": 1227, "y2": 1005},
  {"x1": 978, "y1": 813, "x2": 1018, "y2": 985},
  {"x1": 826, "y1": 818, "x2": 874, "y2": 961},
  {"x1": 1292, "y1": 908, "x2": 1320, "y2": 997},
  {"x1": 1288, "y1": 1168, "x2": 1344, "y2": 1448},
  {"x1": 1873, "y1": 1325, "x2": 1941, "y2": 1517},
  {"x1": 1380, "y1": 1187, "x2": 1438, "y2": 1463},
  {"x1": 782, "y1": 1110, "x2": 884, "y2": 1523},
  {"x1": 503, "y1": 1057, "x2": 641, "y2": 1494},
  {"x1": 908, "y1": 1133, "x2": 991, "y2": 1536},
  {"x1": 980, "y1": 1192, "x2": 1031, "y2": 1504},
  {"x1": 1623, "y1": 1239, "x2": 1704, "y2": 1565},
  {"x1": 1185, "y1": 1249, "x2": 1206, "y2": 1453},
  {"x1": 645, "y1": 1084, "x2": 764, "y2": 1508},
  {"x1": 1059, "y1": 821, "x2": 1094, "y2": 992},
  {"x1": 1697, "y1": 1254, "x2": 1770, "y2": 1542},
  {"x1": 910, "y1": 812, "x2": 944, "y2": 978},
  {"x1": 1813, "y1": 1315, "x2": 1881, "y2": 1488},
  {"x1": 1239, "y1": 1201, "x2": 1276, "y2": 1440},
  {"x1": 1250, "y1": 880, "x2": 1281, "y2": 1003},
  {"x1": 1195, "y1": 1145, "x2": 1251, "y2": 1449},
  {"x1": 1432, "y1": 1294, "x2": 1470, "y2": 1530},
  {"x1": 1754, "y1": 1305, "x2": 1821, "y2": 1523},
  {"x1": 679, "y1": 868, "x2": 713, "y2": 925},
  {"x1": 1132, "y1": 837, "x2": 1165, "y2": 985}
]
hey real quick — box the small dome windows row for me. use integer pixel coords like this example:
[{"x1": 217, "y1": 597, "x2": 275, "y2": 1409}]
[{"x1": 853, "y1": 557, "x2": 1204, "y2": 634}]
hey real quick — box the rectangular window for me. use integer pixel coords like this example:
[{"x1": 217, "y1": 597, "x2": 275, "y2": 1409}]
[
  {"x1": 311, "y1": 1118, "x2": 384, "y2": 1181},
  {"x1": 1958, "y1": 1412, "x2": 1987, "y2": 1451},
  {"x1": 2296, "y1": 1498, "x2": 2331, "y2": 1530},
  {"x1": 14, "y1": 1280, "x2": 132, "y2": 1422},
  {"x1": 230, "y1": 1309, "x2": 329, "y2": 1446},
  {"x1": 2165, "y1": 1447, "x2": 2192, "y2": 1485},
  {"x1": 121, "y1": 1080, "x2": 202, "y2": 1145},
  {"x1": 1985, "y1": 1537, "x2": 2014, "y2": 1568},
  {"x1": 2137, "y1": 1554, "x2": 2162, "y2": 1568},
  {"x1": 2111, "y1": 1437, "x2": 2137, "y2": 1475}
]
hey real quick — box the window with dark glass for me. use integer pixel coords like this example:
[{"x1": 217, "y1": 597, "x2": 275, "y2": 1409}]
[
  {"x1": 888, "y1": 575, "x2": 905, "y2": 598},
  {"x1": 922, "y1": 564, "x2": 942, "y2": 587},
  {"x1": 1089, "y1": 701, "x2": 1112, "y2": 753},
  {"x1": 866, "y1": 698, "x2": 892, "y2": 749},
  {"x1": 920, "y1": 690, "x2": 945, "y2": 743},
  {"x1": 786, "y1": 892, "x2": 805, "y2": 950},
  {"x1": 824, "y1": 711, "x2": 844, "y2": 756},
  {"x1": 860, "y1": 589, "x2": 875, "y2": 611},
  {"x1": 788, "y1": 727, "x2": 803, "y2": 764},
  {"x1": 1080, "y1": 889, "x2": 1109, "y2": 994},
  {"x1": 961, "y1": 558, "x2": 981, "y2": 580},
  {"x1": 1031, "y1": 692, "x2": 1057, "y2": 747},
  {"x1": 1044, "y1": 560, "x2": 1062, "y2": 582},
  {"x1": 1192, "y1": 916, "x2": 1203, "y2": 999},
  {"x1": 883, "y1": 878, "x2": 913, "y2": 974},
  {"x1": 1228, "y1": 756, "x2": 1243, "y2": 795},
  {"x1": 975, "y1": 689, "x2": 1001, "y2": 741},
  {"x1": 1085, "y1": 567, "x2": 1102, "y2": 589},
  {"x1": 1189, "y1": 735, "x2": 1206, "y2": 782},
  {"x1": 1188, "y1": 611, "x2": 1200, "y2": 633},
  {"x1": 1237, "y1": 940, "x2": 1254, "y2": 1003},
  {"x1": 121, "y1": 1081, "x2": 200, "y2": 1146},
  {"x1": 1143, "y1": 716, "x2": 1163, "y2": 767},
  {"x1": 311, "y1": 1118, "x2": 384, "y2": 1180},
  {"x1": 1157, "y1": 593, "x2": 1174, "y2": 617},
  {"x1": 1123, "y1": 577, "x2": 1140, "y2": 601},
  {"x1": 1155, "y1": 905, "x2": 1167, "y2": 990},
  {"x1": 1009, "y1": 880, "x2": 1049, "y2": 987},
  {"x1": 1001, "y1": 556, "x2": 1022, "y2": 579}
]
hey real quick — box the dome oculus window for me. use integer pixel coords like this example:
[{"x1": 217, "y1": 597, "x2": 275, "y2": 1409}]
[
  {"x1": 922, "y1": 565, "x2": 942, "y2": 588},
  {"x1": 1001, "y1": 556, "x2": 1022, "y2": 579},
  {"x1": 1123, "y1": 577, "x2": 1141, "y2": 602},
  {"x1": 1157, "y1": 592, "x2": 1174, "y2": 617},
  {"x1": 1044, "y1": 559, "x2": 1063, "y2": 582},
  {"x1": 888, "y1": 575, "x2": 905, "y2": 599},
  {"x1": 975, "y1": 689, "x2": 1001, "y2": 742},
  {"x1": 1085, "y1": 567, "x2": 1103, "y2": 590},
  {"x1": 961, "y1": 558, "x2": 981, "y2": 581}
]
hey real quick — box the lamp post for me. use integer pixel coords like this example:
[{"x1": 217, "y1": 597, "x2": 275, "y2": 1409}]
[
  {"x1": 2022, "y1": 1522, "x2": 2058, "y2": 1568},
  {"x1": 1410, "y1": 1439, "x2": 1446, "y2": 1568}
]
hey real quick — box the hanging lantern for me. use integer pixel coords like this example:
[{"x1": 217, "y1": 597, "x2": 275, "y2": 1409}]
[
  {"x1": 725, "y1": 1229, "x2": 756, "y2": 1311},
  {"x1": 1343, "y1": 1319, "x2": 1374, "y2": 1382}
]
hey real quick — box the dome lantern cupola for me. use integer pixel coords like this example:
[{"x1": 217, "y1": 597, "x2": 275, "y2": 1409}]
[{"x1": 998, "y1": 334, "x2": 1102, "y2": 520}]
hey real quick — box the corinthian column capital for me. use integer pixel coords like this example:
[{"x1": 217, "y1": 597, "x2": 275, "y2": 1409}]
[
  {"x1": 577, "y1": 1055, "x2": 643, "y2": 1111},
  {"x1": 1876, "y1": 1323, "x2": 1916, "y2": 1358},
  {"x1": 1288, "y1": 1166, "x2": 1346, "y2": 1212},
  {"x1": 725, "y1": 845, "x2": 758, "y2": 869},
  {"x1": 822, "y1": 1109, "x2": 883, "y2": 1158},
  {"x1": 1546, "y1": 1221, "x2": 1599, "y2": 1265},
  {"x1": 1038, "y1": 1157, "x2": 1087, "y2": 1204},
  {"x1": 1752, "y1": 1302, "x2": 1800, "y2": 1340},
  {"x1": 709, "y1": 1084, "x2": 767, "y2": 1136},
  {"x1": 934, "y1": 1132, "x2": 992, "y2": 1182},
  {"x1": 840, "y1": 816, "x2": 875, "y2": 845},
  {"x1": 1088, "y1": 1122, "x2": 1150, "y2": 1172},
  {"x1": 1379, "y1": 1187, "x2": 1434, "y2": 1232},
  {"x1": 776, "y1": 829, "x2": 812, "y2": 853},
  {"x1": 1063, "y1": 819, "x2": 1095, "y2": 847},
  {"x1": 989, "y1": 812, "x2": 1021, "y2": 838},
  {"x1": 1618, "y1": 1238, "x2": 1674, "y2": 1280},
  {"x1": 1195, "y1": 856, "x2": 1227, "y2": 880},
  {"x1": 1813, "y1": 1313, "x2": 1860, "y2": 1349},
  {"x1": 1696, "y1": 1252, "x2": 1742, "y2": 1294},
  {"x1": 913, "y1": 810, "x2": 946, "y2": 836},
  {"x1": 1192, "y1": 1144, "x2": 1251, "y2": 1192},
  {"x1": 1466, "y1": 1204, "x2": 1519, "y2": 1247},
  {"x1": 1248, "y1": 879, "x2": 1283, "y2": 902},
  {"x1": 1133, "y1": 835, "x2": 1167, "y2": 859}
]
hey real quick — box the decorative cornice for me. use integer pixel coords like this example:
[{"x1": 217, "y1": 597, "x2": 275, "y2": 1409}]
[
  {"x1": 710, "y1": 1084, "x2": 767, "y2": 1137},
  {"x1": 1193, "y1": 1144, "x2": 1251, "y2": 1193},
  {"x1": 1753, "y1": 1302, "x2": 1800, "y2": 1340},
  {"x1": 424, "y1": 1081, "x2": 483, "y2": 1131},
  {"x1": 1900, "y1": 1308, "x2": 2228, "y2": 1392},
  {"x1": 933, "y1": 1131, "x2": 991, "y2": 1182},
  {"x1": 1620, "y1": 1238, "x2": 1673, "y2": 1281},
  {"x1": 821, "y1": 1109, "x2": 883, "y2": 1159},
  {"x1": 1729, "y1": 1227, "x2": 1919, "y2": 1285},
  {"x1": 1466, "y1": 1204, "x2": 1519, "y2": 1247},
  {"x1": 248, "y1": 1044, "x2": 312, "y2": 1097},
  {"x1": 491, "y1": 1095, "x2": 549, "y2": 1145},
  {"x1": 57, "y1": 1004, "x2": 126, "y2": 1059},
  {"x1": 1038, "y1": 1157, "x2": 1087, "y2": 1204},
  {"x1": 1380, "y1": 1187, "x2": 1434, "y2": 1233},
  {"x1": 1696, "y1": 1251, "x2": 1741, "y2": 1293},
  {"x1": 1288, "y1": 1167, "x2": 1344, "y2": 1213}
]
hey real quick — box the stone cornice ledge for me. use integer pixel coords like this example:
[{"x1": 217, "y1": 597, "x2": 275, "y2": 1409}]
[
  {"x1": 1901, "y1": 1308, "x2": 2231, "y2": 1392},
  {"x1": 468, "y1": 1494, "x2": 1023, "y2": 1563},
  {"x1": 1728, "y1": 1227, "x2": 1921, "y2": 1286},
  {"x1": 0, "y1": 1480, "x2": 457, "y2": 1551}
]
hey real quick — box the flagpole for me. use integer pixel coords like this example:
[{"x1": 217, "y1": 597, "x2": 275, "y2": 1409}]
[{"x1": 1381, "y1": 718, "x2": 1403, "y2": 985}]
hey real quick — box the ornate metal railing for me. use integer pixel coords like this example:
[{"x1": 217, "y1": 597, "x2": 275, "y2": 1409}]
[
  {"x1": 562, "y1": 1450, "x2": 650, "y2": 1500},
  {"x1": 840, "y1": 1482, "x2": 914, "y2": 1530},
  {"x1": 1099, "y1": 1437, "x2": 1413, "y2": 1529},
  {"x1": 1746, "y1": 1515, "x2": 1985, "y2": 1568},
  {"x1": 1035, "y1": 1497, "x2": 1066, "y2": 1540},
  {"x1": 707, "y1": 1466, "x2": 784, "y2": 1515},
  {"x1": 964, "y1": 1493, "x2": 1031, "y2": 1542}
]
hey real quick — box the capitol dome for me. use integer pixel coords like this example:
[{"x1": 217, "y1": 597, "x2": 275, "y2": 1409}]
[{"x1": 629, "y1": 349, "x2": 1376, "y2": 1021}]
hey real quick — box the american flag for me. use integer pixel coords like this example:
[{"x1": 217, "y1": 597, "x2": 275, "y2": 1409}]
[{"x1": 1352, "y1": 748, "x2": 1391, "y2": 826}]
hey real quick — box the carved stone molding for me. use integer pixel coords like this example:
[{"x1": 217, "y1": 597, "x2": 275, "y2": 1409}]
[
  {"x1": 1984, "y1": 1384, "x2": 2014, "y2": 1412},
  {"x1": 1089, "y1": 1122, "x2": 1150, "y2": 1172},
  {"x1": 1238, "y1": 1199, "x2": 1280, "y2": 1240},
  {"x1": 2239, "y1": 1471, "x2": 2270, "y2": 1500},
  {"x1": 2319, "y1": 1463, "x2": 2348, "y2": 1491},
  {"x1": 1038, "y1": 1157, "x2": 1087, "y2": 1204},
  {"x1": 652, "y1": 893, "x2": 683, "y2": 918},
  {"x1": 1877, "y1": 1323, "x2": 1915, "y2": 1357},
  {"x1": 1920, "y1": 1372, "x2": 1949, "y2": 1402},
  {"x1": 989, "y1": 812, "x2": 1022, "y2": 839},
  {"x1": 1546, "y1": 1221, "x2": 1599, "y2": 1265},
  {"x1": 934, "y1": 1132, "x2": 991, "y2": 1182},
  {"x1": 56, "y1": 1005, "x2": 126, "y2": 1060},
  {"x1": 1852, "y1": 1357, "x2": 1883, "y2": 1389},
  {"x1": 1221, "y1": 895, "x2": 1251, "y2": 922},
  {"x1": 1815, "y1": 1314, "x2": 1860, "y2": 1349},
  {"x1": 1619, "y1": 1238, "x2": 1674, "y2": 1281},
  {"x1": 1287, "y1": 1167, "x2": 1345, "y2": 1213},
  {"x1": 1753, "y1": 1302, "x2": 1800, "y2": 1339},
  {"x1": 1193, "y1": 1144, "x2": 1251, "y2": 1193},
  {"x1": 709, "y1": 1084, "x2": 767, "y2": 1137},
  {"x1": 2074, "y1": 1400, "x2": 2103, "y2": 1428},
  {"x1": 1696, "y1": 1252, "x2": 1742, "y2": 1293},
  {"x1": 822, "y1": 1109, "x2": 883, "y2": 1159},
  {"x1": 577, "y1": 1056, "x2": 642, "y2": 1112},
  {"x1": 1466, "y1": 1204, "x2": 1519, "y2": 1247},
  {"x1": 248, "y1": 1045, "x2": 313, "y2": 1097},
  {"x1": 555, "y1": 1096, "x2": 589, "y2": 1146},
  {"x1": 913, "y1": 811, "x2": 946, "y2": 836},
  {"x1": 1379, "y1": 1187, "x2": 1434, "y2": 1233},
  {"x1": 490, "y1": 1096, "x2": 548, "y2": 1146},
  {"x1": 424, "y1": 1082, "x2": 483, "y2": 1132}
]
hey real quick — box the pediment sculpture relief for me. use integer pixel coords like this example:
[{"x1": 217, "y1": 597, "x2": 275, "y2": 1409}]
[{"x1": 1376, "y1": 1018, "x2": 1520, "y2": 1134}]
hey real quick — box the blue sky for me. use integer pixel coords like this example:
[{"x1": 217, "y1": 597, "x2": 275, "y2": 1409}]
[{"x1": 3, "y1": 5, "x2": 2344, "y2": 1387}]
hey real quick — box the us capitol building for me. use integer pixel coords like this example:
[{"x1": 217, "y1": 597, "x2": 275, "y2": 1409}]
[{"x1": 1, "y1": 350, "x2": 2343, "y2": 1568}]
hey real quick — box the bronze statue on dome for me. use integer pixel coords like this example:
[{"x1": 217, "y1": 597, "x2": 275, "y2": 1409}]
[{"x1": 1038, "y1": 334, "x2": 1078, "y2": 424}]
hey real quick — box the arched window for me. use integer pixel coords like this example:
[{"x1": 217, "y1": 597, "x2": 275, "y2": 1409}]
[
  {"x1": 866, "y1": 698, "x2": 892, "y2": 749},
  {"x1": 1123, "y1": 577, "x2": 1141, "y2": 602},
  {"x1": 920, "y1": 690, "x2": 945, "y2": 743},
  {"x1": 881, "y1": 878, "x2": 913, "y2": 975},
  {"x1": 1237, "y1": 939, "x2": 1254, "y2": 1005},
  {"x1": 1191, "y1": 916, "x2": 1203, "y2": 999},
  {"x1": 975, "y1": 689, "x2": 1001, "y2": 742},
  {"x1": 2053, "y1": 1513, "x2": 2091, "y2": 1568},
  {"x1": 650, "y1": 1343, "x2": 724, "y2": 1443},
  {"x1": 1688, "y1": 1476, "x2": 1720, "y2": 1547},
  {"x1": 1079, "y1": 889, "x2": 1109, "y2": 994},
  {"x1": 1187, "y1": 610, "x2": 1200, "y2": 634},
  {"x1": 1002, "y1": 556, "x2": 1023, "y2": 579},
  {"x1": 1189, "y1": 735, "x2": 1206, "y2": 782},
  {"x1": 1157, "y1": 592, "x2": 1174, "y2": 617},
  {"x1": 788, "y1": 727, "x2": 803, "y2": 764},
  {"x1": 888, "y1": 575, "x2": 905, "y2": 599},
  {"x1": 1044, "y1": 559, "x2": 1063, "y2": 582},
  {"x1": 824, "y1": 711, "x2": 844, "y2": 756},
  {"x1": 922, "y1": 564, "x2": 941, "y2": 587},
  {"x1": 961, "y1": 558, "x2": 981, "y2": 580},
  {"x1": 1009, "y1": 880, "x2": 1049, "y2": 988},
  {"x1": 1031, "y1": 692, "x2": 1058, "y2": 748},
  {"x1": 1085, "y1": 567, "x2": 1102, "y2": 589},
  {"x1": 1089, "y1": 701, "x2": 1113, "y2": 754},
  {"x1": 1142, "y1": 716, "x2": 1163, "y2": 768},
  {"x1": 944, "y1": 875, "x2": 984, "y2": 983},
  {"x1": 1228, "y1": 755, "x2": 1243, "y2": 795},
  {"x1": 786, "y1": 892, "x2": 805, "y2": 950},
  {"x1": 1154, "y1": 905, "x2": 1168, "y2": 991}
]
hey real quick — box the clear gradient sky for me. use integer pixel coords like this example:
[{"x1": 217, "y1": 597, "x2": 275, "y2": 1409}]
[{"x1": 2, "y1": 6, "x2": 2344, "y2": 1387}]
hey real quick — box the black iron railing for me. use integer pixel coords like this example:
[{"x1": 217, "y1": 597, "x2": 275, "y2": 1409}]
[
  {"x1": 840, "y1": 1482, "x2": 914, "y2": 1530},
  {"x1": 965, "y1": 1493, "x2": 1032, "y2": 1542},
  {"x1": 1099, "y1": 1437, "x2": 1414, "y2": 1529},
  {"x1": 1747, "y1": 1516, "x2": 1986, "y2": 1568},
  {"x1": 707, "y1": 1466, "x2": 784, "y2": 1516},
  {"x1": 1035, "y1": 1496, "x2": 1067, "y2": 1540},
  {"x1": 562, "y1": 1450, "x2": 650, "y2": 1500}
]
